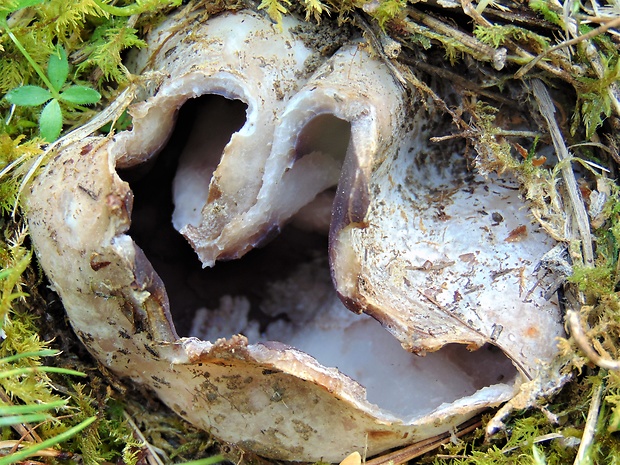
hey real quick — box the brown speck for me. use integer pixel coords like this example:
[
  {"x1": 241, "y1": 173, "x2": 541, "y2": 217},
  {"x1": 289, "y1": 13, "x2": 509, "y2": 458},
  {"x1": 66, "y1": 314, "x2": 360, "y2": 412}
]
[
  {"x1": 525, "y1": 326, "x2": 539, "y2": 338},
  {"x1": 78, "y1": 184, "x2": 98, "y2": 200},
  {"x1": 368, "y1": 430, "x2": 394, "y2": 439},
  {"x1": 144, "y1": 344, "x2": 160, "y2": 358},
  {"x1": 151, "y1": 375, "x2": 172, "y2": 387},
  {"x1": 80, "y1": 143, "x2": 93, "y2": 155},
  {"x1": 505, "y1": 225, "x2": 527, "y2": 242},
  {"x1": 491, "y1": 212, "x2": 503, "y2": 224},
  {"x1": 106, "y1": 192, "x2": 132, "y2": 219},
  {"x1": 578, "y1": 180, "x2": 592, "y2": 200},
  {"x1": 90, "y1": 253, "x2": 111, "y2": 271},
  {"x1": 435, "y1": 207, "x2": 451, "y2": 221},
  {"x1": 207, "y1": 183, "x2": 223, "y2": 202},
  {"x1": 459, "y1": 253, "x2": 476, "y2": 263},
  {"x1": 513, "y1": 142, "x2": 528, "y2": 159}
]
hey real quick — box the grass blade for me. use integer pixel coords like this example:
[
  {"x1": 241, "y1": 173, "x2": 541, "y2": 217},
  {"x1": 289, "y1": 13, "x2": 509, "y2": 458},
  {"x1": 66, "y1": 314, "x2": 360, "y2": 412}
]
[
  {"x1": 0, "y1": 415, "x2": 97, "y2": 465},
  {"x1": 0, "y1": 413, "x2": 48, "y2": 426},
  {"x1": 0, "y1": 400, "x2": 67, "y2": 415},
  {"x1": 0, "y1": 349, "x2": 59, "y2": 364},
  {"x1": 0, "y1": 366, "x2": 86, "y2": 379},
  {"x1": 178, "y1": 456, "x2": 226, "y2": 465}
]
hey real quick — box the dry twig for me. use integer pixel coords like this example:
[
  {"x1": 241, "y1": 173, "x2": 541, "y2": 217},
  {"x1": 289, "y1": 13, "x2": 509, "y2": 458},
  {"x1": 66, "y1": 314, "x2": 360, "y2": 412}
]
[
  {"x1": 515, "y1": 15, "x2": 620, "y2": 80},
  {"x1": 364, "y1": 418, "x2": 482, "y2": 465},
  {"x1": 123, "y1": 410, "x2": 168, "y2": 465},
  {"x1": 574, "y1": 380, "x2": 604, "y2": 465},
  {"x1": 531, "y1": 79, "x2": 594, "y2": 266},
  {"x1": 567, "y1": 309, "x2": 620, "y2": 371},
  {"x1": 406, "y1": 6, "x2": 507, "y2": 70},
  {"x1": 0, "y1": 388, "x2": 42, "y2": 444},
  {"x1": 460, "y1": 0, "x2": 578, "y2": 84}
]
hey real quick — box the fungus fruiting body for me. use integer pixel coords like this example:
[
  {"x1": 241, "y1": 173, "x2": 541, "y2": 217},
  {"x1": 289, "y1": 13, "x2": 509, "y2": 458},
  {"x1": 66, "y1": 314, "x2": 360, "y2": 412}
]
[{"x1": 26, "y1": 9, "x2": 565, "y2": 462}]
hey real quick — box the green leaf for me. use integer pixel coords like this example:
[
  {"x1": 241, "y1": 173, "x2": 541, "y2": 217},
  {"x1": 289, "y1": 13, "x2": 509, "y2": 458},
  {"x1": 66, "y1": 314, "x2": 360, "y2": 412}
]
[
  {"x1": 0, "y1": 0, "x2": 44, "y2": 20},
  {"x1": 532, "y1": 445, "x2": 547, "y2": 465},
  {"x1": 180, "y1": 456, "x2": 226, "y2": 465},
  {"x1": 0, "y1": 349, "x2": 58, "y2": 364},
  {"x1": 0, "y1": 413, "x2": 49, "y2": 426},
  {"x1": 39, "y1": 99, "x2": 63, "y2": 142},
  {"x1": 4, "y1": 86, "x2": 52, "y2": 106},
  {"x1": 47, "y1": 45, "x2": 69, "y2": 92},
  {"x1": 0, "y1": 399, "x2": 66, "y2": 415},
  {"x1": 59, "y1": 86, "x2": 101, "y2": 105},
  {"x1": 0, "y1": 415, "x2": 97, "y2": 465},
  {"x1": 17, "y1": 0, "x2": 44, "y2": 9},
  {"x1": 0, "y1": 365, "x2": 87, "y2": 378}
]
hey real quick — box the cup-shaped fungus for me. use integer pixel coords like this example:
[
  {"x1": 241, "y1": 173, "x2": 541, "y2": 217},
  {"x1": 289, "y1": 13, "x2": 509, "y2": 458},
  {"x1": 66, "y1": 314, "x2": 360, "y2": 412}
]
[{"x1": 26, "y1": 8, "x2": 566, "y2": 462}]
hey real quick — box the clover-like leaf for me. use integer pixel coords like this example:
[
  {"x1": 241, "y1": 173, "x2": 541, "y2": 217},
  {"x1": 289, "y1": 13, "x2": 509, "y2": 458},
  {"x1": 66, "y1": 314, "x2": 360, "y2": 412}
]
[
  {"x1": 5, "y1": 86, "x2": 52, "y2": 106},
  {"x1": 48, "y1": 45, "x2": 69, "y2": 92},
  {"x1": 39, "y1": 99, "x2": 63, "y2": 142},
  {"x1": 59, "y1": 86, "x2": 101, "y2": 105}
]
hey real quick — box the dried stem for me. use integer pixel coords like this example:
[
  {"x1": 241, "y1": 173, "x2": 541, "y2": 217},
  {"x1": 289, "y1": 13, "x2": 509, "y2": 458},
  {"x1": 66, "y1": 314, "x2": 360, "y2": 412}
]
[
  {"x1": 400, "y1": 58, "x2": 517, "y2": 106},
  {"x1": 353, "y1": 12, "x2": 408, "y2": 88},
  {"x1": 406, "y1": 7, "x2": 507, "y2": 70},
  {"x1": 567, "y1": 309, "x2": 620, "y2": 370},
  {"x1": 574, "y1": 380, "x2": 604, "y2": 465},
  {"x1": 460, "y1": 0, "x2": 578, "y2": 84},
  {"x1": 531, "y1": 79, "x2": 594, "y2": 266},
  {"x1": 364, "y1": 418, "x2": 482, "y2": 465},
  {"x1": 0, "y1": 388, "x2": 42, "y2": 444},
  {"x1": 0, "y1": 441, "x2": 64, "y2": 457},
  {"x1": 123, "y1": 411, "x2": 167, "y2": 465},
  {"x1": 515, "y1": 16, "x2": 620, "y2": 79}
]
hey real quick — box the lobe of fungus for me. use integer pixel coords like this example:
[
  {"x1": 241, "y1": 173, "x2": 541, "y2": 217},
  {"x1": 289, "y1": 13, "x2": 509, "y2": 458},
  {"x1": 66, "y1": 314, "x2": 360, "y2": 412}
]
[{"x1": 26, "y1": 9, "x2": 566, "y2": 463}]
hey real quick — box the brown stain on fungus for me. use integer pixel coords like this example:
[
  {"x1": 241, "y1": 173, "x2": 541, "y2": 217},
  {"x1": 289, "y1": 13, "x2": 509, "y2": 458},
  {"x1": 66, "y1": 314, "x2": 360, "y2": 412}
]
[
  {"x1": 368, "y1": 430, "x2": 396, "y2": 440},
  {"x1": 80, "y1": 142, "x2": 93, "y2": 155},
  {"x1": 505, "y1": 225, "x2": 527, "y2": 242},
  {"x1": 90, "y1": 252, "x2": 111, "y2": 271},
  {"x1": 207, "y1": 183, "x2": 223, "y2": 202},
  {"x1": 525, "y1": 326, "x2": 539, "y2": 338}
]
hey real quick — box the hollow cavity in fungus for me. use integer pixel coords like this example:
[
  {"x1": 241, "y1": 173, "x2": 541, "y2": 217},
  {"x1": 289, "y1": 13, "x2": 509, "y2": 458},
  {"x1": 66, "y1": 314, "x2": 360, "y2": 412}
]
[{"x1": 120, "y1": 92, "x2": 518, "y2": 418}]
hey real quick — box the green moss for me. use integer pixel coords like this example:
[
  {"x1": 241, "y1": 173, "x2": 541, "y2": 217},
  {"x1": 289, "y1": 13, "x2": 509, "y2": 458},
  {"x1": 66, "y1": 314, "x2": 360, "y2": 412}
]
[
  {"x1": 528, "y1": 0, "x2": 563, "y2": 28},
  {"x1": 430, "y1": 373, "x2": 620, "y2": 465},
  {"x1": 258, "y1": 0, "x2": 292, "y2": 26},
  {"x1": 76, "y1": 18, "x2": 147, "y2": 84},
  {"x1": 474, "y1": 24, "x2": 550, "y2": 52},
  {"x1": 572, "y1": 55, "x2": 620, "y2": 139},
  {"x1": 372, "y1": 0, "x2": 407, "y2": 28},
  {"x1": 570, "y1": 266, "x2": 614, "y2": 296}
]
